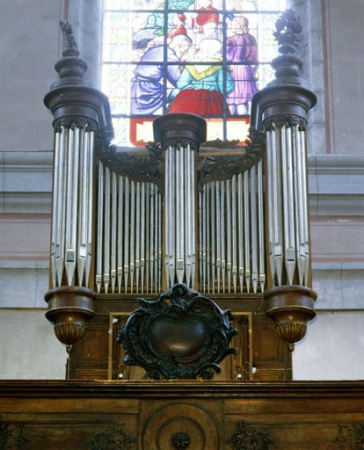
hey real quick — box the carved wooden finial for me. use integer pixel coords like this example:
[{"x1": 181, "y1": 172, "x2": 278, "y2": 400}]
[
  {"x1": 273, "y1": 9, "x2": 302, "y2": 55},
  {"x1": 59, "y1": 20, "x2": 79, "y2": 57},
  {"x1": 54, "y1": 21, "x2": 88, "y2": 83}
]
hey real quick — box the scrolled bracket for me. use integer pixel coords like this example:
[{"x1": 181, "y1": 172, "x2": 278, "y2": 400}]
[
  {"x1": 117, "y1": 283, "x2": 237, "y2": 379},
  {"x1": 198, "y1": 128, "x2": 266, "y2": 187}
]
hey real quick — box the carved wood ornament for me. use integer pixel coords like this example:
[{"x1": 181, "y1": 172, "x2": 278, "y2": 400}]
[
  {"x1": 117, "y1": 283, "x2": 237, "y2": 379},
  {"x1": 227, "y1": 421, "x2": 274, "y2": 450}
]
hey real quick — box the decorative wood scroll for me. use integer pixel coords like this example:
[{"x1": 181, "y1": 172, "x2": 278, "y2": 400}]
[{"x1": 117, "y1": 283, "x2": 237, "y2": 379}]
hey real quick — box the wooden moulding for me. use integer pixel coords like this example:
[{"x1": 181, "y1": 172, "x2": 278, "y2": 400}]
[
  {"x1": 264, "y1": 285, "x2": 317, "y2": 351},
  {"x1": 44, "y1": 286, "x2": 96, "y2": 354}
]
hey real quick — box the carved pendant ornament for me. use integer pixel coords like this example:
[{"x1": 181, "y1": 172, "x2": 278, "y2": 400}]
[{"x1": 117, "y1": 283, "x2": 237, "y2": 379}]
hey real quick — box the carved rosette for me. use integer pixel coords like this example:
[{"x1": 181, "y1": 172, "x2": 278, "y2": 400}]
[
  {"x1": 44, "y1": 287, "x2": 96, "y2": 353},
  {"x1": 117, "y1": 283, "x2": 237, "y2": 379},
  {"x1": 265, "y1": 285, "x2": 316, "y2": 351}
]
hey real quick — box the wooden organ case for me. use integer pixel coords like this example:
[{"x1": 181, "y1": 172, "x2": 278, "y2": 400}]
[{"x1": 1, "y1": 13, "x2": 363, "y2": 450}]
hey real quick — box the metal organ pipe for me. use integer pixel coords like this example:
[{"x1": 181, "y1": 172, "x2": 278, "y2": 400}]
[
  {"x1": 265, "y1": 123, "x2": 310, "y2": 288},
  {"x1": 50, "y1": 125, "x2": 96, "y2": 290},
  {"x1": 95, "y1": 162, "x2": 162, "y2": 294},
  {"x1": 199, "y1": 166, "x2": 266, "y2": 295},
  {"x1": 163, "y1": 143, "x2": 196, "y2": 288}
]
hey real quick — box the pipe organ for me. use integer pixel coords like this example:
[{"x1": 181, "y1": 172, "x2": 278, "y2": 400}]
[
  {"x1": 4, "y1": 12, "x2": 362, "y2": 450},
  {"x1": 44, "y1": 11, "x2": 317, "y2": 379}
]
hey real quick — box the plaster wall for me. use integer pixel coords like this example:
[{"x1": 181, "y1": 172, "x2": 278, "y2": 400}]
[
  {"x1": 0, "y1": 0, "x2": 61, "y2": 153},
  {"x1": 323, "y1": 0, "x2": 364, "y2": 155}
]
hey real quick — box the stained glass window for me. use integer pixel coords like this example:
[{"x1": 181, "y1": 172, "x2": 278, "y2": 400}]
[{"x1": 102, "y1": 0, "x2": 288, "y2": 146}]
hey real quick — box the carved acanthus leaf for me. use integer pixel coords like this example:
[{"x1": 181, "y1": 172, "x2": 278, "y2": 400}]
[
  {"x1": 89, "y1": 422, "x2": 135, "y2": 450},
  {"x1": 227, "y1": 421, "x2": 274, "y2": 450},
  {"x1": 273, "y1": 9, "x2": 302, "y2": 55},
  {"x1": 198, "y1": 128, "x2": 265, "y2": 187},
  {"x1": 331, "y1": 422, "x2": 364, "y2": 450},
  {"x1": 97, "y1": 142, "x2": 164, "y2": 189},
  {"x1": 0, "y1": 423, "x2": 31, "y2": 450},
  {"x1": 263, "y1": 114, "x2": 307, "y2": 132}
]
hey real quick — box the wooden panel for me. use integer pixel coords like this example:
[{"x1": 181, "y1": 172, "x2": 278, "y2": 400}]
[
  {"x1": 0, "y1": 381, "x2": 364, "y2": 449},
  {"x1": 68, "y1": 296, "x2": 292, "y2": 381}
]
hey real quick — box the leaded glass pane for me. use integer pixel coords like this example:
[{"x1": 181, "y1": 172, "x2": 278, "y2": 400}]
[{"x1": 102, "y1": 0, "x2": 288, "y2": 146}]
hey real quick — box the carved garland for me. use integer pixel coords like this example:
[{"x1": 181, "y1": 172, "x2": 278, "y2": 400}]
[
  {"x1": 88, "y1": 422, "x2": 135, "y2": 450},
  {"x1": 330, "y1": 422, "x2": 364, "y2": 450},
  {"x1": 227, "y1": 421, "x2": 274, "y2": 450},
  {"x1": 97, "y1": 142, "x2": 164, "y2": 189},
  {"x1": 0, "y1": 423, "x2": 31, "y2": 450},
  {"x1": 197, "y1": 128, "x2": 266, "y2": 187}
]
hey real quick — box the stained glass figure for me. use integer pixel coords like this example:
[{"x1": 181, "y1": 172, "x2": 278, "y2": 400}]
[{"x1": 102, "y1": 0, "x2": 288, "y2": 146}]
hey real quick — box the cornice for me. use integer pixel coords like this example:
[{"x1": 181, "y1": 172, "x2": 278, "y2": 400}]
[{"x1": 0, "y1": 380, "x2": 363, "y2": 398}]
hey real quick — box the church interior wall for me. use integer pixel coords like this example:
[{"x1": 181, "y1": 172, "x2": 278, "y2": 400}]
[{"x1": 0, "y1": 0, "x2": 363, "y2": 380}]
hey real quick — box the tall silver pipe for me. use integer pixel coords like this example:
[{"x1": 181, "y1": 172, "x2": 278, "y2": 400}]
[
  {"x1": 244, "y1": 171, "x2": 251, "y2": 293},
  {"x1": 96, "y1": 161, "x2": 104, "y2": 293},
  {"x1": 110, "y1": 171, "x2": 117, "y2": 293},
  {"x1": 257, "y1": 159, "x2": 266, "y2": 292},
  {"x1": 281, "y1": 125, "x2": 296, "y2": 285},
  {"x1": 103, "y1": 166, "x2": 111, "y2": 293},
  {"x1": 300, "y1": 129, "x2": 310, "y2": 285},
  {"x1": 232, "y1": 175, "x2": 237, "y2": 293},
  {"x1": 250, "y1": 166, "x2": 258, "y2": 293},
  {"x1": 216, "y1": 181, "x2": 221, "y2": 293},
  {"x1": 237, "y1": 173, "x2": 244, "y2": 292},
  {"x1": 85, "y1": 130, "x2": 94, "y2": 288},
  {"x1": 77, "y1": 128, "x2": 87, "y2": 287},
  {"x1": 124, "y1": 177, "x2": 130, "y2": 292},
  {"x1": 140, "y1": 182, "x2": 149, "y2": 292},
  {"x1": 51, "y1": 130, "x2": 61, "y2": 287},
  {"x1": 117, "y1": 176, "x2": 124, "y2": 293},
  {"x1": 220, "y1": 181, "x2": 226, "y2": 293},
  {"x1": 129, "y1": 181, "x2": 136, "y2": 293},
  {"x1": 226, "y1": 179, "x2": 232, "y2": 293},
  {"x1": 135, "y1": 182, "x2": 141, "y2": 292}
]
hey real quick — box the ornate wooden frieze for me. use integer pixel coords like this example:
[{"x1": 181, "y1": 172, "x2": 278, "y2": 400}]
[
  {"x1": 197, "y1": 128, "x2": 265, "y2": 187},
  {"x1": 331, "y1": 422, "x2": 364, "y2": 450},
  {"x1": 117, "y1": 283, "x2": 237, "y2": 379},
  {"x1": 0, "y1": 423, "x2": 31, "y2": 450},
  {"x1": 227, "y1": 421, "x2": 274, "y2": 450},
  {"x1": 97, "y1": 142, "x2": 164, "y2": 188},
  {"x1": 88, "y1": 422, "x2": 135, "y2": 450}
]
